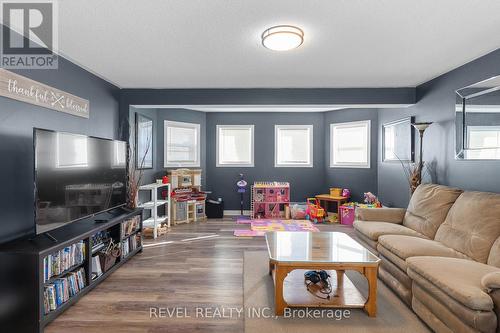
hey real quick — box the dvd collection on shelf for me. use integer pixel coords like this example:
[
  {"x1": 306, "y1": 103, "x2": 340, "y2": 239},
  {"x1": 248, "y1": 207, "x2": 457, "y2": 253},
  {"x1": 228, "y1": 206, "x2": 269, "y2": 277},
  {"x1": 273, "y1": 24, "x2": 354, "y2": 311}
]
[
  {"x1": 43, "y1": 241, "x2": 86, "y2": 283},
  {"x1": 43, "y1": 267, "x2": 86, "y2": 314},
  {"x1": 121, "y1": 215, "x2": 141, "y2": 237},
  {"x1": 122, "y1": 233, "x2": 141, "y2": 257}
]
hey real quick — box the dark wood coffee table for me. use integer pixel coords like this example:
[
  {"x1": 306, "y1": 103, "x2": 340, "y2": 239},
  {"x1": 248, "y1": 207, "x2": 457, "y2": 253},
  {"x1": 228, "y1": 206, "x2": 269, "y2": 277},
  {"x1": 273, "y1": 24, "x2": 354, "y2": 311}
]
[{"x1": 266, "y1": 231, "x2": 380, "y2": 316}]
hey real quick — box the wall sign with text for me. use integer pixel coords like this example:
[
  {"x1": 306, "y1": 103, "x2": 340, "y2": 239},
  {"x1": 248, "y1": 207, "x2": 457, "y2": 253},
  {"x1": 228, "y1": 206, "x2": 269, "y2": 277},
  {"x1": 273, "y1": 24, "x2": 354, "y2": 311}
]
[{"x1": 0, "y1": 69, "x2": 89, "y2": 118}]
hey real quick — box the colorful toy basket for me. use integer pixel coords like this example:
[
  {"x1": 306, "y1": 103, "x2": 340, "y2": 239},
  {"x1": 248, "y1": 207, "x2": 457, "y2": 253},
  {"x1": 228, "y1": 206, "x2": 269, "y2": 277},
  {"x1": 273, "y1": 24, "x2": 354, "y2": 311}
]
[{"x1": 339, "y1": 205, "x2": 356, "y2": 225}]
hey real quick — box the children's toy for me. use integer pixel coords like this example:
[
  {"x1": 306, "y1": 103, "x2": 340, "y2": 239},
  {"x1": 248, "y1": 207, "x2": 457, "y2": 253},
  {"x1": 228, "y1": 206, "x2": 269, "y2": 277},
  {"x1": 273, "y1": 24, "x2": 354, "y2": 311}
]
[
  {"x1": 251, "y1": 182, "x2": 290, "y2": 219},
  {"x1": 330, "y1": 187, "x2": 342, "y2": 197},
  {"x1": 342, "y1": 188, "x2": 351, "y2": 198},
  {"x1": 168, "y1": 169, "x2": 202, "y2": 189},
  {"x1": 290, "y1": 202, "x2": 307, "y2": 219},
  {"x1": 167, "y1": 169, "x2": 207, "y2": 224},
  {"x1": 306, "y1": 198, "x2": 325, "y2": 223},
  {"x1": 364, "y1": 192, "x2": 382, "y2": 207},
  {"x1": 339, "y1": 205, "x2": 356, "y2": 225},
  {"x1": 236, "y1": 174, "x2": 248, "y2": 216}
]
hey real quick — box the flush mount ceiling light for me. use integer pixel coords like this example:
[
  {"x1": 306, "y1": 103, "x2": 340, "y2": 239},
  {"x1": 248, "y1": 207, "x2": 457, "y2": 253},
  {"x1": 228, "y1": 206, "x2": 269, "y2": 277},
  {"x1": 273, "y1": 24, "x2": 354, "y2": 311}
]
[{"x1": 261, "y1": 25, "x2": 304, "y2": 51}]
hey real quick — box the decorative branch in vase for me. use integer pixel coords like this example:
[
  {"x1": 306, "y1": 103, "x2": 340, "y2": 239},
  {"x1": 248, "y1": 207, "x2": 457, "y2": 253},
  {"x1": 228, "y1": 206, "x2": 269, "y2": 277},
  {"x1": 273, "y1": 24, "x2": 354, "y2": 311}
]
[
  {"x1": 127, "y1": 133, "x2": 151, "y2": 209},
  {"x1": 397, "y1": 122, "x2": 433, "y2": 195}
]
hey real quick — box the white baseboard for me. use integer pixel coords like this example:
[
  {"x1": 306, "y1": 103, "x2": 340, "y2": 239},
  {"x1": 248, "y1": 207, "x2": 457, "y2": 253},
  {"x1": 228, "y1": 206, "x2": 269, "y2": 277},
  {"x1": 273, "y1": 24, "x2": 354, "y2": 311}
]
[{"x1": 224, "y1": 210, "x2": 251, "y2": 216}]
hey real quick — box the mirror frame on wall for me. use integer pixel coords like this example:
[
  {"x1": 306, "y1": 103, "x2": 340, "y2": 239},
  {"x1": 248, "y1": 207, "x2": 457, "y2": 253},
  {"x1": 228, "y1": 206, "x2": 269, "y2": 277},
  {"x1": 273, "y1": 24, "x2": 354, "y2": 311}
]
[
  {"x1": 382, "y1": 116, "x2": 415, "y2": 163},
  {"x1": 455, "y1": 75, "x2": 500, "y2": 160}
]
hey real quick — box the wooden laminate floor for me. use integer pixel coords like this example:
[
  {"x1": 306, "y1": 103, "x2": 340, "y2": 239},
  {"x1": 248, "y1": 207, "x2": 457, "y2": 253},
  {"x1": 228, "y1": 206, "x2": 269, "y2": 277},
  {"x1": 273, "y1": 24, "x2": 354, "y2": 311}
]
[{"x1": 45, "y1": 218, "x2": 355, "y2": 333}]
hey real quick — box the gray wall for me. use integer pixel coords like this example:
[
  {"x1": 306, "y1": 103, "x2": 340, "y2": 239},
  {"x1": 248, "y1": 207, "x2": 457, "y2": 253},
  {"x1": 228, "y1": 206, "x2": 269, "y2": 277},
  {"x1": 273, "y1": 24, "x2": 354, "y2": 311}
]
[
  {"x1": 324, "y1": 109, "x2": 379, "y2": 202},
  {"x1": 378, "y1": 48, "x2": 500, "y2": 207},
  {"x1": 205, "y1": 112, "x2": 327, "y2": 210},
  {"x1": 127, "y1": 108, "x2": 379, "y2": 211},
  {"x1": 127, "y1": 107, "x2": 207, "y2": 185},
  {"x1": 0, "y1": 59, "x2": 119, "y2": 243}
]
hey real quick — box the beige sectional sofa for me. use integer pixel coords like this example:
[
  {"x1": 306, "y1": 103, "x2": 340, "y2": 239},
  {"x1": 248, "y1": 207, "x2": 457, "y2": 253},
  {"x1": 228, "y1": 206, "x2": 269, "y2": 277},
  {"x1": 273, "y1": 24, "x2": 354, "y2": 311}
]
[{"x1": 353, "y1": 184, "x2": 500, "y2": 333}]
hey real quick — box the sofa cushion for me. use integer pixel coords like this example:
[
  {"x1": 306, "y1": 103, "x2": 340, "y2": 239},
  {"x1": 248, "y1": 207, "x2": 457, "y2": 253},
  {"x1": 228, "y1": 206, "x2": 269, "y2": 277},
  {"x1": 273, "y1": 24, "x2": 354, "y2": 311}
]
[
  {"x1": 378, "y1": 235, "x2": 470, "y2": 272},
  {"x1": 412, "y1": 282, "x2": 498, "y2": 333},
  {"x1": 353, "y1": 220, "x2": 426, "y2": 241},
  {"x1": 402, "y1": 184, "x2": 463, "y2": 239},
  {"x1": 355, "y1": 231, "x2": 378, "y2": 253},
  {"x1": 434, "y1": 191, "x2": 500, "y2": 263},
  {"x1": 487, "y1": 236, "x2": 500, "y2": 268},
  {"x1": 407, "y1": 256, "x2": 500, "y2": 311},
  {"x1": 356, "y1": 207, "x2": 406, "y2": 223}
]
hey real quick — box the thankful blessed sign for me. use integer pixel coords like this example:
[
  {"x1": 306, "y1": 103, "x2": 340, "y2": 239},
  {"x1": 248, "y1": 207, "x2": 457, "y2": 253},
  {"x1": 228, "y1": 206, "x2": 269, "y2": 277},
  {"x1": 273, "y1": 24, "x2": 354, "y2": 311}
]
[{"x1": 0, "y1": 69, "x2": 89, "y2": 118}]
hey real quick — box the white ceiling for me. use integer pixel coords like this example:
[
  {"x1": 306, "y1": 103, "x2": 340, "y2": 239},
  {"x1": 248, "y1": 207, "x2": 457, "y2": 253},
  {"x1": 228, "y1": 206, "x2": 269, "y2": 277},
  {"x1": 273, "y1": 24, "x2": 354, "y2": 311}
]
[{"x1": 57, "y1": 0, "x2": 500, "y2": 89}]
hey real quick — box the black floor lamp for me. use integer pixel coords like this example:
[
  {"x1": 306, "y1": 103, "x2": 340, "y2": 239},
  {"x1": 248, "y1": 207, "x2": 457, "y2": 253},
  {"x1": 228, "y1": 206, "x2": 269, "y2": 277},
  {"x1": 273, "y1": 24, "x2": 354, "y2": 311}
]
[{"x1": 411, "y1": 122, "x2": 433, "y2": 191}]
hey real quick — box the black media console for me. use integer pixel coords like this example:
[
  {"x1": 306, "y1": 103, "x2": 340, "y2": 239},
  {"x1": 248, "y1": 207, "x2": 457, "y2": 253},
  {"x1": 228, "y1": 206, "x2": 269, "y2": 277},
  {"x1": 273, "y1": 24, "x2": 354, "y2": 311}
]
[{"x1": 0, "y1": 207, "x2": 143, "y2": 333}]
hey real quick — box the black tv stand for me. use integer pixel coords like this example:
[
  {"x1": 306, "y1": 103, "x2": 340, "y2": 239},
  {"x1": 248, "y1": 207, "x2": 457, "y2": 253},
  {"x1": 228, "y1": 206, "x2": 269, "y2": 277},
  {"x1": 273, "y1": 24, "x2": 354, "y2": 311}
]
[
  {"x1": 0, "y1": 208, "x2": 143, "y2": 333},
  {"x1": 43, "y1": 232, "x2": 58, "y2": 242}
]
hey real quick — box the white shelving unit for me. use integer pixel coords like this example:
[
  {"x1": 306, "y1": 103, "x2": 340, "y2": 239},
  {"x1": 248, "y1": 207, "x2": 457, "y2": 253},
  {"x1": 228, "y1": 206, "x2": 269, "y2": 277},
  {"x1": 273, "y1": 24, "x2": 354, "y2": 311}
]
[{"x1": 138, "y1": 183, "x2": 171, "y2": 238}]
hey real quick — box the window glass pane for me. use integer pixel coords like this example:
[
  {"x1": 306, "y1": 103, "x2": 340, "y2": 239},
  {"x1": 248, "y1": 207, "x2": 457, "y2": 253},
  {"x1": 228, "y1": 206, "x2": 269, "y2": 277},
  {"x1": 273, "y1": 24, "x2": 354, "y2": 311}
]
[
  {"x1": 167, "y1": 127, "x2": 197, "y2": 162},
  {"x1": 384, "y1": 126, "x2": 395, "y2": 160},
  {"x1": 276, "y1": 127, "x2": 312, "y2": 166},
  {"x1": 331, "y1": 121, "x2": 370, "y2": 167},
  {"x1": 219, "y1": 128, "x2": 252, "y2": 163},
  {"x1": 164, "y1": 121, "x2": 200, "y2": 166},
  {"x1": 279, "y1": 129, "x2": 307, "y2": 162}
]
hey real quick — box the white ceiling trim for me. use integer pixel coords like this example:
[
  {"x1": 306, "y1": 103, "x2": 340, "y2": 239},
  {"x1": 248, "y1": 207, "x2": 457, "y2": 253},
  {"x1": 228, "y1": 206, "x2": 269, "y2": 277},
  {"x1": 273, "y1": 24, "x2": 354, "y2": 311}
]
[{"x1": 131, "y1": 104, "x2": 413, "y2": 112}]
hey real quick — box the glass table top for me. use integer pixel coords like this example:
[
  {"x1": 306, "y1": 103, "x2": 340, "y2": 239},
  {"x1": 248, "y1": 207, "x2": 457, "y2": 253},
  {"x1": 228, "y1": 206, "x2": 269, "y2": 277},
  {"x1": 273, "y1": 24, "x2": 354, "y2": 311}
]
[{"x1": 265, "y1": 231, "x2": 379, "y2": 264}]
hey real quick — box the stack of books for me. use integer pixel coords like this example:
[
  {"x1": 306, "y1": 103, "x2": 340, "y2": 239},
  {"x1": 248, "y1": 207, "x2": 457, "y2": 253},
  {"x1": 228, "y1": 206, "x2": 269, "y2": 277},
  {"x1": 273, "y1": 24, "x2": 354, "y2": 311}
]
[
  {"x1": 122, "y1": 233, "x2": 141, "y2": 258},
  {"x1": 43, "y1": 267, "x2": 86, "y2": 314},
  {"x1": 43, "y1": 241, "x2": 85, "y2": 283},
  {"x1": 121, "y1": 216, "x2": 140, "y2": 237}
]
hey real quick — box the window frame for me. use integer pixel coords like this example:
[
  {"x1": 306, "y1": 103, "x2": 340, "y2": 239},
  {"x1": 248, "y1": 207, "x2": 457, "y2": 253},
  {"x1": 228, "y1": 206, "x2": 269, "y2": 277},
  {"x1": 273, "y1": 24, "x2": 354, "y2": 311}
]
[
  {"x1": 274, "y1": 124, "x2": 314, "y2": 168},
  {"x1": 330, "y1": 120, "x2": 371, "y2": 169},
  {"x1": 164, "y1": 120, "x2": 201, "y2": 168},
  {"x1": 216, "y1": 124, "x2": 255, "y2": 167}
]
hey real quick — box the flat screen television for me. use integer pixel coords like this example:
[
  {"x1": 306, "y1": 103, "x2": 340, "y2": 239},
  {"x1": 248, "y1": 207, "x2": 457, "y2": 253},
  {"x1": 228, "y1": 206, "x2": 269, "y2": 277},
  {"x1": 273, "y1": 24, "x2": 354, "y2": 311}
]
[{"x1": 34, "y1": 128, "x2": 128, "y2": 234}]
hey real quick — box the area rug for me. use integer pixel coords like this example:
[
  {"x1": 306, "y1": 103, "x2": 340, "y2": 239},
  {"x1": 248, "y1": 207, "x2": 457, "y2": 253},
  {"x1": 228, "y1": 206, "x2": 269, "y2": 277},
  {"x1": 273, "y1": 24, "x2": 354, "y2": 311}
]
[
  {"x1": 243, "y1": 251, "x2": 430, "y2": 332},
  {"x1": 236, "y1": 217, "x2": 252, "y2": 224},
  {"x1": 234, "y1": 230, "x2": 266, "y2": 237},
  {"x1": 234, "y1": 219, "x2": 319, "y2": 237}
]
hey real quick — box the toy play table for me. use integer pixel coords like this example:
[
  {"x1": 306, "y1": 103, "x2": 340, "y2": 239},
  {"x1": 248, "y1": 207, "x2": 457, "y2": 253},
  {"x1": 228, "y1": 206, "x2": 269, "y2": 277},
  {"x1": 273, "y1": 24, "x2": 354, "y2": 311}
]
[
  {"x1": 315, "y1": 194, "x2": 349, "y2": 221},
  {"x1": 266, "y1": 231, "x2": 380, "y2": 316}
]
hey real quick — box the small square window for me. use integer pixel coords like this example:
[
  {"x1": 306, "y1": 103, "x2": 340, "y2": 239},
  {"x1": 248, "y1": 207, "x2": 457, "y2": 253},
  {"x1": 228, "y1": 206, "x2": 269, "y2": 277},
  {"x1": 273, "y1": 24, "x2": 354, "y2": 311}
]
[
  {"x1": 275, "y1": 125, "x2": 313, "y2": 167},
  {"x1": 330, "y1": 120, "x2": 371, "y2": 168},
  {"x1": 164, "y1": 120, "x2": 200, "y2": 167},
  {"x1": 216, "y1": 125, "x2": 254, "y2": 167}
]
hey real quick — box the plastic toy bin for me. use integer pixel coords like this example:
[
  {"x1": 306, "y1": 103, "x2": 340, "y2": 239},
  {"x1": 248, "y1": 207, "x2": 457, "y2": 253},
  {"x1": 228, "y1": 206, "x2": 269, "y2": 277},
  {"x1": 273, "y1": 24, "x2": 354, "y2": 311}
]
[{"x1": 340, "y1": 205, "x2": 355, "y2": 225}]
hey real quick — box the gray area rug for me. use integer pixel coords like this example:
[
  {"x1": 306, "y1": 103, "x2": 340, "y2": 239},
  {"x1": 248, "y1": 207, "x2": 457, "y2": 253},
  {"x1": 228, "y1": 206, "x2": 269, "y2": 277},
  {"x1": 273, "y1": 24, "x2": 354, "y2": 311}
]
[{"x1": 243, "y1": 251, "x2": 430, "y2": 332}]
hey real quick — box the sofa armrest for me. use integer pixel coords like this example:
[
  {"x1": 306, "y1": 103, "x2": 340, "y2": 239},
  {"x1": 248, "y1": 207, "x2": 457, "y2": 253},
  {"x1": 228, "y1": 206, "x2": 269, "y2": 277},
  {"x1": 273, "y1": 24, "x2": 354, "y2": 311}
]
[
  {"x1": 481, "y1": 272, "x2": 500, "y2": 291},
  {"x1": 356, "y1": 208, "x2": 406, "y2": 224}
]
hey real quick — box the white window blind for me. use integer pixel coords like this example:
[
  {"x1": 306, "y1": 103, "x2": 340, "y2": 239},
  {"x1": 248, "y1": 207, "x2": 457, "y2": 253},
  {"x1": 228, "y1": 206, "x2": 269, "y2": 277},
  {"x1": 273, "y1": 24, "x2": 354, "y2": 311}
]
[
  {"x1": 216, "y1": 125, "x2": 254, "y2": 167},
  {"x1": 275, "y1": 125, "x2": 313, "y2": 167},
  {"x1": 164, "y1": 121, "x2": 200, "y2": 167},
  {"x1": 330, "y1": 120, "x2": 371, "y2": 168}
]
